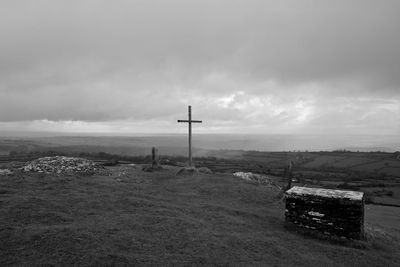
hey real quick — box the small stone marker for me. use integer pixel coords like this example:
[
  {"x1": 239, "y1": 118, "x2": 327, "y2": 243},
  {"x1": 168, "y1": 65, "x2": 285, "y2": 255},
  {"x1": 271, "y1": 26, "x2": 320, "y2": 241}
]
[
  {"x1": 285, "y1": 186, "x2": 364, "y2": 239},
  {"x1": 151, "y1": 147, "x2": 159, "y2": 168},
  {"x1": 142, "y1": 147, "x2": 163, "y2": 172}
]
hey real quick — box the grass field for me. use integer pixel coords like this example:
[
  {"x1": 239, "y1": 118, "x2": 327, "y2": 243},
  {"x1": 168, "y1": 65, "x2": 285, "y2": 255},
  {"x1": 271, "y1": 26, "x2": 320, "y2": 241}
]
[{"x1": 1, "y1": 165, "x2": 400, "y2": 266}]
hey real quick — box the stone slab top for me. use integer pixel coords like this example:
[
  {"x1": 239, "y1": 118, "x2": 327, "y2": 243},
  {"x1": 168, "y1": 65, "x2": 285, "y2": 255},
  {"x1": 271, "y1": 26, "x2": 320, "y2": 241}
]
[{"x1": 286, "y1": 186, "x2": 364, "y2": 201}]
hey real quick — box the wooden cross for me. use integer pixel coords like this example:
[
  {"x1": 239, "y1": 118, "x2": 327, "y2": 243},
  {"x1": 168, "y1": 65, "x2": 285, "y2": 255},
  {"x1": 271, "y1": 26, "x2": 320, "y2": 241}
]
[{"x1": 177, "y1": 105, "x2": 202, "y2": 167}]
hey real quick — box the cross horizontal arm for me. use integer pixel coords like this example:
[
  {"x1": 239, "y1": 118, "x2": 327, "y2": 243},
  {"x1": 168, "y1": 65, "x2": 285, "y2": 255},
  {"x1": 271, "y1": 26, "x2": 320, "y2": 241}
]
[{"x1": 177, "y1": 120, "x2": 202, "y2": 123}]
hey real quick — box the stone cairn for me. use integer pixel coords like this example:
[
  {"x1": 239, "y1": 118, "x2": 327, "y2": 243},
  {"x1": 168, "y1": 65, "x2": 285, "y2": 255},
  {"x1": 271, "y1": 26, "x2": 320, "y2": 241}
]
[
  {"x1": 285, "y1": 186, "x2": 364, "y2": 239},
  {"x1": 233, "y1": 172, "x2": 276, "y2": 186},
  {"x1": 20, "y1": 156, "x2": 107, "y2": 175}
]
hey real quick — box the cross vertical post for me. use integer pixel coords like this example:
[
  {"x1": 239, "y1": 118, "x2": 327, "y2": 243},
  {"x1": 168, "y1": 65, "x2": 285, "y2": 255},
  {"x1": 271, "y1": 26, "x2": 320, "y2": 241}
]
[
  {"x1": 188, "y1": 105, "x2": 192, "y2": 166},
  {"x1": 178, "y1": 105, "x2": 202, "y2": 167}
]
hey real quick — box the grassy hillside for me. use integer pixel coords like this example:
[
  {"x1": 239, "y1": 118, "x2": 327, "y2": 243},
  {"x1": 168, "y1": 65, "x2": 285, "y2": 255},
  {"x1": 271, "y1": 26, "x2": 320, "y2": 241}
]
[{"x1": 1, "y1": 166, "x2": 399, "y2": 266}]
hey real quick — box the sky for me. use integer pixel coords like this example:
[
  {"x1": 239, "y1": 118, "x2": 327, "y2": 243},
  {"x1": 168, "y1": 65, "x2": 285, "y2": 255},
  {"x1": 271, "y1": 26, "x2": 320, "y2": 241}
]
[{"x1": 0, "y1": 0, "x2": 399, "y2": 136}]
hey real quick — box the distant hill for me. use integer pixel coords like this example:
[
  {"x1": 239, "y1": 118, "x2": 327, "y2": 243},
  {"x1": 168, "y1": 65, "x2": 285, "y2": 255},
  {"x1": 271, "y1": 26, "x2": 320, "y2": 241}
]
[{"x1": 0, "y1": 134, "x2": 398, "y2": 155}]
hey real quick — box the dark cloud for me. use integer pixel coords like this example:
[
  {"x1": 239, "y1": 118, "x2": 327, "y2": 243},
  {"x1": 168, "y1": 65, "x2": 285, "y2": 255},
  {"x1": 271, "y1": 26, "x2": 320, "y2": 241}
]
[{"x1": 0, "y1": 1, "x2": 399, "y2": 134}]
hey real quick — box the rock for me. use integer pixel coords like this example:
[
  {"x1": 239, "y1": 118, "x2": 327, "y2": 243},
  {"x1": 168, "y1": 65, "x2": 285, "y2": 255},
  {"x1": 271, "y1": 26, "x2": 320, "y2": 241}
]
[
  {"x1": 0, "y1": 169, "x2": 13, "y2": 176},
  {"x1": 198, "y1": 167, "x2": 212, "y2": 174},
  {"x1": 233, "y1": 172, "x2": 273, "y2": 185},
  {"x1": 102, "y1": 160, "x2": 119, "y2": 166},
  {"x1": 176, "y1": 167, "x2": 198, "y2": 175},
  {"x1": 233, "y1": 172, "x2": 254, "y2": 181},
  {"x1": 142, "y1": 165, "x2": 163, "y2": 172}
]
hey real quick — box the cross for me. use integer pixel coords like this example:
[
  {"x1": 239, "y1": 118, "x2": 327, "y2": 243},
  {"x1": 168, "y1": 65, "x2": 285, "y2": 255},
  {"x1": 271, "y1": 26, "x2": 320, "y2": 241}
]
[{"x1": 177, "y1": 105, "x2": 202, "y2": 167}]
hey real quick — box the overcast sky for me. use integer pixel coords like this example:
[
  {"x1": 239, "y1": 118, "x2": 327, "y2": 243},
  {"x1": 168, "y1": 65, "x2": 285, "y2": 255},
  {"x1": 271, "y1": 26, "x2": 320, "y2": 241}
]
[{"x1": 0, "y1": 0, "x2": 399, "y2": 135}]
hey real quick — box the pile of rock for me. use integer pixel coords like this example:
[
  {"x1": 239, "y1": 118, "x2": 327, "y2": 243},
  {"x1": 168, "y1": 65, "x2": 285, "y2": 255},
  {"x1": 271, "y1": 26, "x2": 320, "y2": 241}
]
[
  {"x1": 233, "y1": 172, "x2": 275, "y2": 186},
  {"x1": 176, "y1": 166, "x2": 213, "y2": 175},
  {"x1": 0, "y1": 169, "x2": 13, "y2": 176},
  {"x1": 21, "y1": 156, "x2": 105, "y2": 175}
]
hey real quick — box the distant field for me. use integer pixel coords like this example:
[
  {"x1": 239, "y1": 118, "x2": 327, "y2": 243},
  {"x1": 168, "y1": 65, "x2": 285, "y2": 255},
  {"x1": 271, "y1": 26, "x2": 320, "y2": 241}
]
[
  {"x1": 380, "y1": 167, "x2": 400, "y2": 176},
  {"x1": 352, "y1": 161, "x2": 392, "y2": 173},
  {"x1": 329, "y1": 157, "x2": 377, "y2": 168},
  {"x1": 363, "y1": 186, "x2": 400, "y2": 206},
  {"x1": 302, "y1": 155, "x2": 346, "y2": 168},
  {"x1": 240, "y1": 155, "x2": 286, "y2": 164}
]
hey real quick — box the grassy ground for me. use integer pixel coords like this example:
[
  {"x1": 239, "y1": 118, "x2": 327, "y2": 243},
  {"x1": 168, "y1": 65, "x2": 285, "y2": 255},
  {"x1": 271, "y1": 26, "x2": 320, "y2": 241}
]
[{"x1": 1, "y1": 165, "x2": 400, "y2": 266}]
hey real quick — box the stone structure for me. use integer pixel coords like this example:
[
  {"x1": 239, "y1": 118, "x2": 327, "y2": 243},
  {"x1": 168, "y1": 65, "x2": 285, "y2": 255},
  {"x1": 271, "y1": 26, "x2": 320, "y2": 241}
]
[{"x1": 285, "y1": 186, "x2": 364, "y2": 239}]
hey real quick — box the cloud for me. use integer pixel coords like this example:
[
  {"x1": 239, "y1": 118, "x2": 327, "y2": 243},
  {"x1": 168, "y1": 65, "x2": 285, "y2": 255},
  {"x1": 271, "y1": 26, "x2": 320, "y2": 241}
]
[{"x1": 0, "y1": 1, "x2": 399, "y2": 134}]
